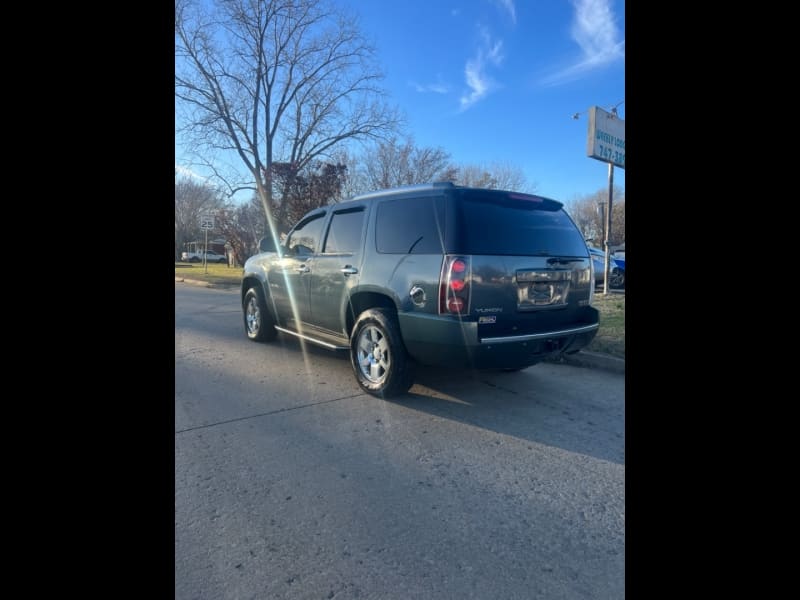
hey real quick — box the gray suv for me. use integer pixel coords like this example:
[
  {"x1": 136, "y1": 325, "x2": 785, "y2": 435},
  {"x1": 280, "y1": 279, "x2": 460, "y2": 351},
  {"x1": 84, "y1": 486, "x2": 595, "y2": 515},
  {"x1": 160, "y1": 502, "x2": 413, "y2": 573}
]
[{"x1": 241, "y1": 182, "x2": 599, "y2": 397}]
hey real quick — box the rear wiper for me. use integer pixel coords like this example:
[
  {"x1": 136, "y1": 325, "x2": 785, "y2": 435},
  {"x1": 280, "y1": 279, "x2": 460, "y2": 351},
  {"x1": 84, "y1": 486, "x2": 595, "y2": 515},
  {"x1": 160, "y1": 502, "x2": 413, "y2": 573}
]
[
  {"x1": 547, "y1": 257, "x2": 582, "y2": 265},
  {"x1": 407, "y1": 236, "x2": 424, "y2": 254}
]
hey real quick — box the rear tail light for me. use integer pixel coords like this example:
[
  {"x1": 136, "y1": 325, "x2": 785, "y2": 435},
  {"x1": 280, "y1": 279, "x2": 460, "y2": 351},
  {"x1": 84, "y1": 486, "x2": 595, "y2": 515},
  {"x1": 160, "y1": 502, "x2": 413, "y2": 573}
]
[{"x1": 440, "y1": 255, "x2": 471, "y2": 315}]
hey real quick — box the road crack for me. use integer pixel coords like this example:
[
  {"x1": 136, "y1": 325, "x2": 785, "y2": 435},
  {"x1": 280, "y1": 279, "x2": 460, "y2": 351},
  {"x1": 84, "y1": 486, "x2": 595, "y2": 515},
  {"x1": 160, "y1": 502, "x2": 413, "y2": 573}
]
[{"x1": 175, "y1": 392, "x2": 365, "y2": 434}]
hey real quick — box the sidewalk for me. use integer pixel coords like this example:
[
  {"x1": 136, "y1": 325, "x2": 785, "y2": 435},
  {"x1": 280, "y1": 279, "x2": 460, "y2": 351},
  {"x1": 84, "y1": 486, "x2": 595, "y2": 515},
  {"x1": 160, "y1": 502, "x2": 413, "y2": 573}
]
[{"x1": 176, "y1": 277, "x2": 625, "y2": 374}]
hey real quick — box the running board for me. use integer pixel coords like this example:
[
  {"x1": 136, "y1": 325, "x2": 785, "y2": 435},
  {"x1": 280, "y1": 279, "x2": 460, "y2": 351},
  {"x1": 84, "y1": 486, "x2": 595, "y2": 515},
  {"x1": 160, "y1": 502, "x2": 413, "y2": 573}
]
[{"x1": 274, "y1": 326, "x2": 350, "y2": 350}]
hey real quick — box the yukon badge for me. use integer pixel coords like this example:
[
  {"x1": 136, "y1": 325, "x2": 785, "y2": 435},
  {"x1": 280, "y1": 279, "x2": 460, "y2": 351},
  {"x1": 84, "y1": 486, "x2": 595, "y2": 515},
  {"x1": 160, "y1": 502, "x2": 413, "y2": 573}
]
[{"x1": 475, "y1": 307, "x2": 503, "y2": 313}]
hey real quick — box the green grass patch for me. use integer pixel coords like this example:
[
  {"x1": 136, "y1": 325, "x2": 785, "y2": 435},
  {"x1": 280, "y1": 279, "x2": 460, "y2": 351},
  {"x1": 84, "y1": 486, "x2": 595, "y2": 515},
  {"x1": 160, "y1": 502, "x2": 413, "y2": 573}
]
[
  {"x1": 587, "y1": 292, "x2": 625, "y2": 359},
  {"x1": 175, "y1": 262, "x2": 243, "y2": 286}
]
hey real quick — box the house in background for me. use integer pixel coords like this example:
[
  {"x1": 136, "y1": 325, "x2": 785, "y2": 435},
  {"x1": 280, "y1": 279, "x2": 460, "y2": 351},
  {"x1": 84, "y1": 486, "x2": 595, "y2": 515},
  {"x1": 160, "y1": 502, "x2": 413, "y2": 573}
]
[{"x1": 183, "y1": 238, "x2": 227, "y2": 256}]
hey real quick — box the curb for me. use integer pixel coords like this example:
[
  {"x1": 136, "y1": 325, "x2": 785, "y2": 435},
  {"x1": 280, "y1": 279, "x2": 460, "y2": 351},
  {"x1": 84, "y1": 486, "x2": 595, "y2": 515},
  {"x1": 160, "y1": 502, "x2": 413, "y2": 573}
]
[
  {"x1": 547, "y1": 350, "x2": 625, "y2": 374},
  {"x1": 176, "y1": 277, "x2": 216, "y2": 288},
  {"x1": 175, "y1": 277, "x2": 239, "y2": 290}
]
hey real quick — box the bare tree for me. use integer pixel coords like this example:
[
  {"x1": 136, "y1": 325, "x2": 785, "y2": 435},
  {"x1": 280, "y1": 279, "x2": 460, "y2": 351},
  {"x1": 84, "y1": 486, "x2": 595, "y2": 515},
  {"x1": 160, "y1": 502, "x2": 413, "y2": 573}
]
[
  {"x1": 175, "y1": 0, "x2": 402, "y2": 244},
  {"x1": 359, "y1": 137, "x2": 452, "y2": 191},
  {"x1": 216, "y1": 196, "x2": 267, "y2": 266},
  {"x1": 330, "y1": 146, "x2": 364, "y2": 200},
  {"x1": 447, "y1": 161, "x2": 533, "y2": 192},
  {"x1": 340, "y1": 145, "x2": 534, "y2": 198},
  {"x1": 566, "y1": 187, "x2": 625, "y2": 247},
  {"x1": 175, "y1": 173, "x2": 225, "y2": 259}
]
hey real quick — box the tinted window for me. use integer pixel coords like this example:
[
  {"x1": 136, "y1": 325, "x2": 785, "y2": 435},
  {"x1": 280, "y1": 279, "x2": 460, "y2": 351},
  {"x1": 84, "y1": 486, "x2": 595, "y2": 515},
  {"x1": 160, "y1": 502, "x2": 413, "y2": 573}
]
[
  {"x1": 454, "y1": 191, "x2": 588, "y2": 256},
  {"x1": 323, "y1": 209, "x2": 365, "y2": 254},
  {"x1": 376, "y1": 196, "x2": 445, "y2": 254},
  {"x1": 287, "y1": 214, "x2": 326, "y2": 256}
]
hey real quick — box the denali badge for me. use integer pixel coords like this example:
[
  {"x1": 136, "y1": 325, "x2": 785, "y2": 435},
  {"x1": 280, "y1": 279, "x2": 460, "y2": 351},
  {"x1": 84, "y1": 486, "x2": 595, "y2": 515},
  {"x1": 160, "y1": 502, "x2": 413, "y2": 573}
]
[{"x1": 478, "y1": 316, "x2": 497, "y2": 324}]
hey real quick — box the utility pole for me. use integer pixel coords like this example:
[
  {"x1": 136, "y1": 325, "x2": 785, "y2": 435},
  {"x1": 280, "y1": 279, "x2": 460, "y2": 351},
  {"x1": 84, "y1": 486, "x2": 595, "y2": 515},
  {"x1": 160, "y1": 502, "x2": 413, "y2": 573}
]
[{"x1": 603, "y1": 163, "x2": 614, "y2": 295}]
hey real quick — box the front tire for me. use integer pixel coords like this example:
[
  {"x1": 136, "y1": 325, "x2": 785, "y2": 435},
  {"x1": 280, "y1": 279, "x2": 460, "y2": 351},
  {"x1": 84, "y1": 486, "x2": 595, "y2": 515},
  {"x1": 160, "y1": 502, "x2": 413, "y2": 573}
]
[
  {"x1": 243, "y1": 286, "x2": 277, "y2": 342},
  {"x1": 351, "y1": 308, "x2": 413, "y2": 398}
]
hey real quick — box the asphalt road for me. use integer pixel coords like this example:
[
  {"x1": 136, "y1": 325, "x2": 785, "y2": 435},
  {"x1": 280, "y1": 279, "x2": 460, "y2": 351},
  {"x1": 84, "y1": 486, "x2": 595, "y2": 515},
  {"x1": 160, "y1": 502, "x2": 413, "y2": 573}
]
[{"x1": 175, "y1": 283, "x2": 625, "y2": 599}]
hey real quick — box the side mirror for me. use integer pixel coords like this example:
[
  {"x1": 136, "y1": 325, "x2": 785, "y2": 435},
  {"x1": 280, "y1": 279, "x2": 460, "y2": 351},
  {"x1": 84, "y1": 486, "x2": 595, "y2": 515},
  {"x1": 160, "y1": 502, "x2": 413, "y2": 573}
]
[{"x1": 258, "y1": 236, "x2": 278, "y2": 253}]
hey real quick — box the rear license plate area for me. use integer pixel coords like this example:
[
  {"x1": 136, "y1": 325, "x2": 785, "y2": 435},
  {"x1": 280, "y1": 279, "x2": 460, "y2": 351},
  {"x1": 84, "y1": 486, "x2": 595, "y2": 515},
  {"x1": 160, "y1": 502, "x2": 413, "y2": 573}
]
[{"x1": 515, "y1": 269, "x2": 570, "y2": 309}]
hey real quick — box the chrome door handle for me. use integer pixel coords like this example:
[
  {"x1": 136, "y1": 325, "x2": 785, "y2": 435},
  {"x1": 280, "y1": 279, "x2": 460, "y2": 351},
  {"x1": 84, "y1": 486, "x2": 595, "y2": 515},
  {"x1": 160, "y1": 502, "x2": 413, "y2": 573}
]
[
  {"x1": 340, "y1": 266, "x2": 358, "y2": 276},
  {"x1": 295, "y1": 264, "x2": 310, "y2": 274}
]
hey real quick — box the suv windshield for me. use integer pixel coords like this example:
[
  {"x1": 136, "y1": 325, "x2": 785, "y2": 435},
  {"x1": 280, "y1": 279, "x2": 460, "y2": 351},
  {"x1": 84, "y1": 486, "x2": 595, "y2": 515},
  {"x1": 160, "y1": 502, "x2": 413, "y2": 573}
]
[{"x1": 453, "y1": 190, "x2": 588, "y2": 256}]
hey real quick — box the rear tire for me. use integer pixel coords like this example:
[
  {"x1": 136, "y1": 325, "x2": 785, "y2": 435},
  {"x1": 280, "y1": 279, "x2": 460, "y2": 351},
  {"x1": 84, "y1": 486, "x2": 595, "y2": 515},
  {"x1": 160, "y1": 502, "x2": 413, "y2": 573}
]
[
  {"x1": 243, "y1": 286, "x2": 277, "y2": 342},
  {"x1": 351, "y1": 308, "x2": 413, "y2": 398},
  {"x1": 610, "y1": 268, "x2": 625, "y2": 289}
]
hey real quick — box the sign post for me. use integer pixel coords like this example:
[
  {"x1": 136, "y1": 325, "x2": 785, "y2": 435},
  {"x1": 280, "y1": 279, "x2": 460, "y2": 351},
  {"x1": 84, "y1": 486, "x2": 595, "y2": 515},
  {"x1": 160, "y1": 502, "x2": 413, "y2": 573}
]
[
  {"x1": 586, "y1": 106, "x2": 625, "y2": 294},
  {"x1": 200, "y1": 215, "x2": 215, "y2": 275}
]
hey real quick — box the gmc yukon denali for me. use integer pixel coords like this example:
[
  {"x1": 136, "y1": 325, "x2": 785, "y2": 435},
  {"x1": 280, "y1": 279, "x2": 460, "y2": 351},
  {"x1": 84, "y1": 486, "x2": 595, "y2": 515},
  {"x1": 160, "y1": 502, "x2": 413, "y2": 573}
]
[{"x1": 241, "y1": 182, "x2": 599, "y2": 398}]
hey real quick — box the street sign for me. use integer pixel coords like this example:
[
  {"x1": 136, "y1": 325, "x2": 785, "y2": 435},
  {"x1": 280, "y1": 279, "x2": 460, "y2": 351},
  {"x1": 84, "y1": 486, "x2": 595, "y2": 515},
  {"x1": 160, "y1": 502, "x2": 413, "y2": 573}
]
[
  {"x1": 200, "y1": 215, "x2": 215, "y2": 230},
  {"x1": 587, "y1": 106, "x2": 625, "y2": 169}
]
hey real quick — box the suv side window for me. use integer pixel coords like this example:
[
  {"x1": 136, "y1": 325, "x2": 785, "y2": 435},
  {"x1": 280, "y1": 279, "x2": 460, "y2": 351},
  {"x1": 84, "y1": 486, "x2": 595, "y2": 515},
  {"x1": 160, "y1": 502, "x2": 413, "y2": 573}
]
[
  {"x1": 323, "y1": 209, "x2": 365, "y2": 254},
  {"x1": 375, "y1": 196, "x2": 444, "y2": 254},
  {"x1": 286, "y1": 214, "x2": 326, "y2": 256}
]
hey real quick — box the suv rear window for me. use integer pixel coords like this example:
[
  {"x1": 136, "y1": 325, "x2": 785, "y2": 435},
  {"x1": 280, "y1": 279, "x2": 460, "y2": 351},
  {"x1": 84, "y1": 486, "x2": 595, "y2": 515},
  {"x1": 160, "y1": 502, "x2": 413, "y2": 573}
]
[
  {"x1": 453, "y1": 190, "x2": 588, "y2": 256},
  {"x1": 375, "y1": 196, "x2": 445, "y2": 254}
]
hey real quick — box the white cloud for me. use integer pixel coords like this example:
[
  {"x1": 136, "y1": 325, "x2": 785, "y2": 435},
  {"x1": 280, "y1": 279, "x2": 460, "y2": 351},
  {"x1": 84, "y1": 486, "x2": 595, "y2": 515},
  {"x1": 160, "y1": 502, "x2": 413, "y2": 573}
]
[
  {"x1": 540, "y1": 0, "x2": 624, "y2": 86},
  {"x1": 175, "y1": 165, "x2": 209, "y2": 182},
  {"x1": 495, "y1": 0, "x2": 517, "y2": 25},
  {"x1": 460, "y1": 28, "x2": 504, "y2": 110},
  {"x1": 461, "y1": 60, "x2": 489, "y2": 108},
  {"x1": 411, "y1": 80, "x2": 450, "y2": 94}
]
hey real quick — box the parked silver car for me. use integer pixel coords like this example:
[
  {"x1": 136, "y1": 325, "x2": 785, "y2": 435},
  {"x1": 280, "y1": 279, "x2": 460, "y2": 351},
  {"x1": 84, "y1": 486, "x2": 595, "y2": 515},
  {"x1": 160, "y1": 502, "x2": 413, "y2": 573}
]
[
  {"x1": 589, "y1": 247, "x2": 607, "y2": 284},
  {"x1": 181, "y1": 250, "x2": 227, "y2": 263},
  {"x1": 588, "y1": 246, "x2": 624, "y2": 288}
]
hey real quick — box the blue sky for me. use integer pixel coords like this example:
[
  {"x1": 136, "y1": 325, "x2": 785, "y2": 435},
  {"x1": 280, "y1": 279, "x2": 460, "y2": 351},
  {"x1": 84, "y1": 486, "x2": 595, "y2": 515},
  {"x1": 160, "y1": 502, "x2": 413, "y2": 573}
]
[{"x1": 176, "y1": 0, "x2": 624, "y2": 204}]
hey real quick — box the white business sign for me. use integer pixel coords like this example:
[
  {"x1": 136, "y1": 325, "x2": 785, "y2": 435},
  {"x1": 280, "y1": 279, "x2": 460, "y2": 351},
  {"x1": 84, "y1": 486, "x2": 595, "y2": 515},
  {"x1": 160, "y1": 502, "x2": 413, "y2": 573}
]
[{"x1": 587, "y1": 106, "x2": 625, "y2": 169}]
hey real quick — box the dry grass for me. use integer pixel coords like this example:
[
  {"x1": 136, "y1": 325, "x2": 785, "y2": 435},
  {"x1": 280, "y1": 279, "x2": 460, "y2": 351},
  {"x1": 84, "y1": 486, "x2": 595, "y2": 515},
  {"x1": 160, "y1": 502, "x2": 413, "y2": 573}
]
[{"x1": 587, "y1": 292, "x2": 625, "y2": 358}]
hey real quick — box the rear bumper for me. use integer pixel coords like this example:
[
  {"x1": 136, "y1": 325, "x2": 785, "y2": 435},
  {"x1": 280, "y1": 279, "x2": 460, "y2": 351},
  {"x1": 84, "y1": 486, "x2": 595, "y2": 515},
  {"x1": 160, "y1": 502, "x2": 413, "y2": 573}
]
[{"x1": 398, "y1": 311, "x2": 599, "y2": 370}]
